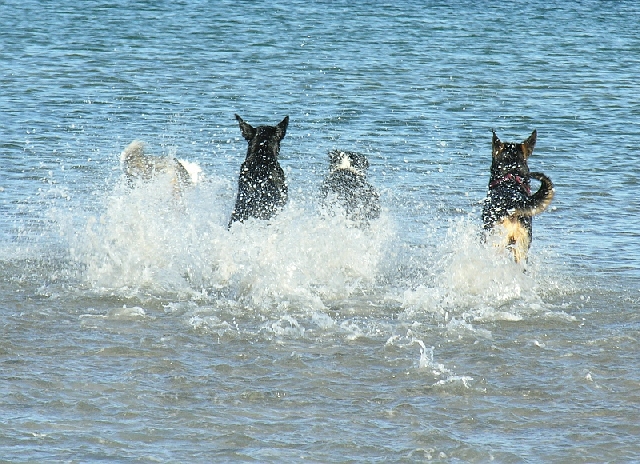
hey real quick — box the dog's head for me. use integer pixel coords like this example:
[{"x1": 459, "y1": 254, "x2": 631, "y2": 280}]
[
  {"x1": 328, "y1": 150, "x2": 369, "y2": 176},
  {"x1": 235, "y1": 114, "x2": 289, "y2": 162},
  {"x1": 490, "y1": 129, "x2": 536, "y2": 180}
]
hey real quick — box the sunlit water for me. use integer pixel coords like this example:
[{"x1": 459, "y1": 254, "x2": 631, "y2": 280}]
[{"x1": 2, "y1": 1, "x2": 639, "y2": 461}]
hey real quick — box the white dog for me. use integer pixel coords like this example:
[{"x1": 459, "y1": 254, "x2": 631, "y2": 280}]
[{"x1": 120, "y1": 140, "x2": 202, "y2": 194}]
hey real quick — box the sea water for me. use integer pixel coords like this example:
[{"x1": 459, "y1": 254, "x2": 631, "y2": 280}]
[{"x1": 1, "y1": 0, "x2": 639, "y2": 461}]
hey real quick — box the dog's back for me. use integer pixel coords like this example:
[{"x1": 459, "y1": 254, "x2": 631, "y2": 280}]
[
  {"x1": 482, "y1": 130, "x2": 554, "y2": 263},
  {"x1": 120, "y1": 140, "x2": 201, "y2": 190},
  {"x1": 229, "y1": 114, "x2": 289, "y2": 227},
  {"x1": 121, "y1": 140, "x2": 154, "y2": 183},
  {"x1": 321, "y1": 150, "x2": 380, "y2": 224}
]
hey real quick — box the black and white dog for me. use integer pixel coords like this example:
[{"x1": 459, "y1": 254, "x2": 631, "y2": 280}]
[
  {"x1": 228, "y1": 114, "x2": 289, "y2": 227},
  {"x1": 320, "y1": 150, "x2": 380, "y2": 224}
]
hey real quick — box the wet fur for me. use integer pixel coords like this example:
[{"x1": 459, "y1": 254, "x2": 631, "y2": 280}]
[
  {"x1": 120, "y1": 140, "x2": 200, "y2": 194},
  {"x1": 321, "y1": 150, "x2": 380, "y2": 224},
  {"x1": 228, "y1": 114, "x2": 289, "y2": 227},
  {"x1": 482, "y1": 130, "x2": 554, "y2": 263}
]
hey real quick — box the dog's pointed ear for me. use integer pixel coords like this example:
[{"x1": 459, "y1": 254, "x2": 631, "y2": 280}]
[
  {"x1": 491, "y1": 129, "x2": 503, "y2": 158},
  {"x1": 276, "y1": 116, "x2": 289, "y2": 140},
  {"x1": 235, "y1": 114, "x2": 256, "y2": 141},
  {"x1": 522, "y1": 129, "x2": 537, "y2": 159}
]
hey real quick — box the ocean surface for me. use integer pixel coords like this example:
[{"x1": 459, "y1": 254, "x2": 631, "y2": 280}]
[{"x1": 1, "y1": 0, "x2": 639, "y2": 461}]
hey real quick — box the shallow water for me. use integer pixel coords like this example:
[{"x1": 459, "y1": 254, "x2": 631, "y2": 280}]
[{"x1": 2, "y1": 0, "x2": 639, "y2": 461}]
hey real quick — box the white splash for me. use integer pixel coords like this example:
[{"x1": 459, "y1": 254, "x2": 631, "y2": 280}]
[
  {"x1": 402, "y1": 217, "x2": 550, "y2": 322},
  {"x1": 67, "y1": 175, "x2": 393, "y2": 312}
]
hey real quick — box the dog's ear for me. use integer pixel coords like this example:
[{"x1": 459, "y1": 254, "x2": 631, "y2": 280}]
[
  {"x1": 328, "y1": 150, "x2": 343, "y2": 168},
  {"x1": 358, "y1": 154, "x2": 370, "y2": 171},
  {"x1": 235, "y1": 114, "x2": 256, "y2": 141},
  {"x1": 276, "y1": 116, "x2": 289, "y2": 140},
  {"x1": 491, "y1": 129, "x2": 503, "y2": 158},
  {"x1": 522, "y1": 130, "x2": 537, "y2": 159}
]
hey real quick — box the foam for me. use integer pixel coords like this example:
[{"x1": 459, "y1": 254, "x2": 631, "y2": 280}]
[
  {"x1": 67, "y1": 175, "x2": 393, "y2": 311},
  {"x1": 401, "y1": 217, "x2": 551, "y2": 323},
  {"x1": 51, "y1": 172, "x2": 574, "y2": 341}
]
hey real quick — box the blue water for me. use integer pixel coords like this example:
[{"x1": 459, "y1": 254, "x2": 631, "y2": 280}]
[{"x1": 2, "y1": 1, "x2": 639, "y2": 461}]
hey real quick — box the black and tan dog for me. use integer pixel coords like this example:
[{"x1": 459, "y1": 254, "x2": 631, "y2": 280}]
[
  {"x1": 228, "y1": 114, "x2": 289, "y2": 227},
  {"x1": 120, "y1": 140, "x2": 202, "y2": 193},
  {"x1": 320, "y1": 150, "x2": 380, "y2": 224},
  {"x1": 482, "y1": 130, "x2": 554, "y2": 263}
]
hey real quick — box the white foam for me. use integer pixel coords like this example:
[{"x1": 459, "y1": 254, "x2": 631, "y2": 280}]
[
  {"x1": 56, "y1": 172, "x2": 572, "y2": 340},
  {"x1": 401, "y1": 217, "x2": 549, "y2": 322},
  {"x1": 266, "y1": 316, "x2": 306, "y2": 338},
  {"x1": 79, "y1": 306, "x2": 151, "y2": 320},
  {"x1": 67, "y1": 175, "x2": 393, "y2": 312},
  {"x1": 434, "y1": 375, "x2": 474, "y2": 388}
]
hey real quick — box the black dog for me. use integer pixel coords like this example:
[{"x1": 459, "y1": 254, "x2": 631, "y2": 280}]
[
  {"x1": 228, "y1": 114, "x2": 289, "y2": 227},
  {"x1": 482, "y1": 130, "x2": 554, "y2": 263},
  {"x1": 320, "y1": 150, "x2": 380, "y2": 224}
]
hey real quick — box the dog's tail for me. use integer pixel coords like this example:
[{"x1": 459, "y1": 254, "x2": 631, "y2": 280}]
[
  {"x1": 176, "y1": 159, "x2": 203, "y2": 184},
  {"x1": 513, "y1": 172, "x2": 555, "y2": 217}
]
